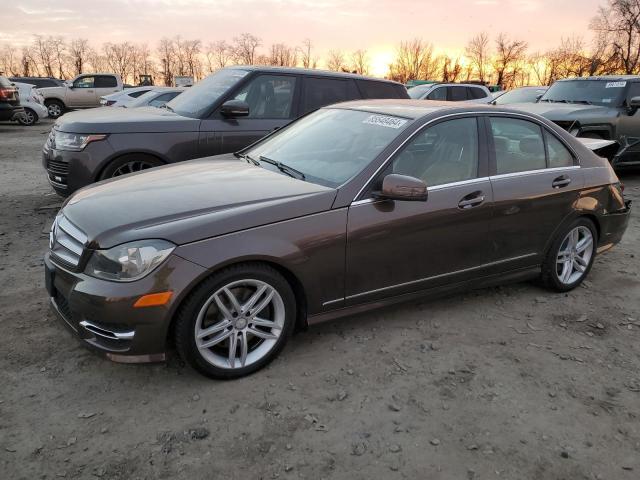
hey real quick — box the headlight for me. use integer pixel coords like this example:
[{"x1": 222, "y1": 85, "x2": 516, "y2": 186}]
[
  {"x1": 85, "y1": 239, "x2": 175, "y2": 282},
  {"x1": 54, "y1": 131, "x2": 106, "y2": 151}
]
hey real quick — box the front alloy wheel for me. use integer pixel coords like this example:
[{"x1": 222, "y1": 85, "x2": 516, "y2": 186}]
[{"x1": 175, "y1": 264, "x2": 296, "y2": 379}]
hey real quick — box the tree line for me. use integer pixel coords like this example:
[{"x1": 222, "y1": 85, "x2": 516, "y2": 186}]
[{"x1": 1, "y1": 0, "x2": 639, "y2": 88}]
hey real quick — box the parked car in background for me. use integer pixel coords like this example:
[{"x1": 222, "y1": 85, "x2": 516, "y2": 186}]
[
  {"x1": 9, "y1": 76, "x2": 64, "y2": 89},
  {"x1": 492, "y1": 86, "x2": 548, "y2": 105},
  {"x1": 42, "y1": 66, "x2": 408, "y2": 195},
  {"x1": 39, "y1": 73, "x2": 123, "y2": 119},
  {"x1": 44, "y1": 100, "x2": 631, "y2": 378},
  {"x1": 11, "y1": 81, "x2": 48, "y2": 125},
  {"x1": 99, "y1": 86, "x2": 155, "y2": 107},
  {"x1": 124, "y1": 87, "x2": 185, "y2": 108},
  {"x1": 0, "y1": 76, "x2": 24, "y2": 121},
  {"x1": 510, "y1": 76, "x2": 640, "y2": 168},
  {"x1": 408, "y1": 83, "x2": 492, "y2": 103}
]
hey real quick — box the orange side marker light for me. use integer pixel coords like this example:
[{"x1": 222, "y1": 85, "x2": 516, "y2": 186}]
[{"x1": 133, "y1": 291, "x2": 173, "y2": 308}]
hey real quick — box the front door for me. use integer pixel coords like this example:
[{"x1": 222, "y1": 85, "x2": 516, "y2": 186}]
[
  {"x1": 70, "y1": 76, "x2": 96, "y2": 107},
  {"x1": 345, "y1": 116, "x2": 493, "y2": 305},
  {"x1": 486, "y1": 115, "x2": 584, "y2": 270},
  {"x1": 198, "y1": 74, "x2": 298, "y2": 157}
]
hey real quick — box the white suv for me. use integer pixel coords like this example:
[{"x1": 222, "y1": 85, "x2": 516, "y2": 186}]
[{"x1": 408, "y1": 83, "x2": 492, "y2": 103}]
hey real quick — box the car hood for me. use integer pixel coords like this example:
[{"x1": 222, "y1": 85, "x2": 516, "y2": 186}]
[
  {"x1": 55, "y1": 106, "x2": 198, "y2": 134},
  {"x1": 62, "y1": 156, "x2": 337, "y2": 248},
  {"x1": 507, "y1": 102, "x2": 618, "y2": 122}
]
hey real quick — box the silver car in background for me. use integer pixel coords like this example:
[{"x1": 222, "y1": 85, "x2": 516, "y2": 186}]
[
  {"x1": 408, "y1": 83, "x2": 493, "y2": 103},
  {"x1": 124, "y1": 87, "x2": 185, "y2": 108}
]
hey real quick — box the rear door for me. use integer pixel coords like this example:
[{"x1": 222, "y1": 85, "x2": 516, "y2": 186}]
[
  {"x1": 69, "y1": 75, "x2": 96, "y2": 107},
  {"x1": 486, "y1": 115, "x2": 584, "y2": 271},
  {"x1": 345, "y1": 115, "x2": 493, "y2": 305},
  {"x1": 198, "y1": 73, "x2": 299, "y2": 156},
  {"x1": 94, "y1": 76, "x2": 120, "y2": 105}
]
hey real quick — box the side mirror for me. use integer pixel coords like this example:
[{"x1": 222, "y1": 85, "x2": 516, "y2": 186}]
[
  {"x1": 220, "y1": 100, "x2": 249, "y2": 118},
  {"x1": 627, "y1": 96, "x2": 640, "y2": 115},
  {"x1": 372, "y1": 174, "x2": 428, "y2": 202},
  {"x1": 535, "y1": 93, "x2": 544, "y2": 102}
]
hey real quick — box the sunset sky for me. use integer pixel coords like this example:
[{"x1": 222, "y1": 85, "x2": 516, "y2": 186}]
[{"x1": 4, "y1": 0, "x2": 604, "y2": 76}]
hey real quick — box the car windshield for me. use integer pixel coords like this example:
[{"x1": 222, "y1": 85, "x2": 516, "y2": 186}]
[
  {"x1": 539, "y1": 80, "x2": 626, "y2": 107},
  {"x1": 408, "y1": 85, "x2": 433, "y2": 99},
  {"x1": 245, "y1": 108, "x2": 411, "y2": 188},
  {"x1": 494, "y1": 88, "x2": 547, "y2": 105},
  {"x1": 165, "y1": 69, "x2": 249, "y2": 117}
]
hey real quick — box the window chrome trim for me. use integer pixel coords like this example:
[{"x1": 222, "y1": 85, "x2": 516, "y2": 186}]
[
  {"x1": 344, "y1": 253, "x2": 538, "y2": 301},
  {"x1": 352, "y1": 109, "x2": 584, "y2": 203},
  {"x1": 489, "y1": 165, "x2": 580, "y2": 181}
]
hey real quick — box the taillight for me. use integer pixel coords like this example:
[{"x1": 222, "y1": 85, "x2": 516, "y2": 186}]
[
  {"x1": 105, "y1": 100, "x2": 116, "y2": 106},
  {"x1": 0, "y1": 87, "x2": 16, "y2": 100}
]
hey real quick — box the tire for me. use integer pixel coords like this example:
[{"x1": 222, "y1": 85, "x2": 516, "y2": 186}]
[
  {"x1": 17, "y1": 108, "x2": 38, "y2": 126},
  {"x1": 174, "y1": 263, "x2": 297, "y2": 379},
  {"x1": 99, "y1": 155, "x2": 164, "y2": 180},
  {"x1": 540, "y1": 218, "x2": 597, "y2": 292},
  {"x1": 45, "y1": 100, "x2": 64, "y2": 119}
]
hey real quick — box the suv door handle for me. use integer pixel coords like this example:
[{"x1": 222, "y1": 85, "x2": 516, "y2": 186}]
[
  {"x1": 552, "y1": 175, "x2": 571, "y2": 188},
  {"x1": 458, "y1": 191, "x2": 485, "y2": 209}
]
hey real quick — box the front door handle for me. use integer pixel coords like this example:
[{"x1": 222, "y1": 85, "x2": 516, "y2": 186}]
[
  {"x1": 552, "y1": 175, "x2": 571, "y2": 188},
  {"x1": 458, "y1": 191, "x2": 485, "y2": 209}
]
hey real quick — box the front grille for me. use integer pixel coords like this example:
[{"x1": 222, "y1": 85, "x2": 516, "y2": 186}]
[
  {"x1": 49, "y1": 215, "x2": 87, "y2": 269},
  {"x1": 46, "y1": 159, "x2": 69, "y2": 186}
]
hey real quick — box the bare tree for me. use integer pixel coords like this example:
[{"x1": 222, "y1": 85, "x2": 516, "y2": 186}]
[
  {"x1": 269, "y1": 43, "x2": 297, "y2": 67},
  {"x1": 388, "y1": 39, "x2": 438, "y2": 83},
  {"x1": 493, "y1": 33, "x2": 528, "y2": 88},
  {"x1": 326, "y1": 49, "x2": 346, "y2": 71},
  {"x1": 298, "y1": 38, "x2": 317, "y2": 69},
  {"x1": 0, "y1": 44, "x2": 21, "y2": 76},
  {"x1": 50, "y1": 36, "x2": 67, "y2": 79},
  {"x1": 104, "y1": 42, "x2": 135, "y2": 81},
  {"x1": 158, "y1": 37, "x2": 176, "y2": 86},
  {"x1": 232, "y1": 33, "x2": 261, "y2": 65},
  {"x1": 206, "y1": 40, "x2": 233, "y2": 71},
  {"x1": 350, "y1": 49, "x2": 370, "y2": 75},
  {"x1": 33, "y1": 35, "x2": 56, "y2": 77},
  {"x1": 69, "y1": 38, "x2": 89, "y2": 75},
  {"x1": 465, "y1": 33, "x2": 491, "y2": 82},
  {"x1": 441, "y1": 56, "x2": 463, "y2": 82},
  {"x1": 591, "y1": 0, "x2": 640, "y2": 74}
]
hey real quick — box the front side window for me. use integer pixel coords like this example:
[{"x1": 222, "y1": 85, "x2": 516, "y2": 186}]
[
  {"x1": 74, "y1": 76, "x2": 94, "y2": 88},
  {"x1": 390, "y1": 117, "x2": 479, "y2": 186},
  {"x1": 426, "y1": 87, "x2": 446, "y2": 100},
  {"x1": 546, "y1": 132, "x2": 574, "y2": 168},
  {"x1": 231, "y1": 75, "x2": 296, "y2": 119},
  {"x1": 246, "y1": 108, "x2": 410, "y2": 187},
  {"x1": 490, "y1": 117, "x2": 546, "y2": 174},
  {"x1": 448, "y1": 86, "x2": 467, "y2": 101}
]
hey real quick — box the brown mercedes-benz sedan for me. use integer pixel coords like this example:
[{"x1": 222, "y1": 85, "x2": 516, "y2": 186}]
[{"x1": 44, "y1": 100, "x2": 631, "y2": 379}]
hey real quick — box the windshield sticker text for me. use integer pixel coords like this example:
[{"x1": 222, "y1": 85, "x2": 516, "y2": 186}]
[
  {"x1": 605, "y1": 81, "x2": 626, "y2": 88},
  {"x1": 363, "y1": 115, "x2": 408, "y2": 129}
]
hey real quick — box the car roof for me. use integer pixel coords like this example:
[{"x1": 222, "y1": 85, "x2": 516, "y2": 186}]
[
  {"x1": 330, "y1": 99, "x2": 542, "y2": 120},
  {"x1": 558, "y1": 75, "x2": 640, "y2": 82},
  {"x1": 227, "y1": 66, "x2": 404, "y2": 86}
]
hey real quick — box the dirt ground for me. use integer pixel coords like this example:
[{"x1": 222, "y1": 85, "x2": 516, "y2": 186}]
[{"x1": 0, "y1": 118, "x2": 639, "y2": 480}]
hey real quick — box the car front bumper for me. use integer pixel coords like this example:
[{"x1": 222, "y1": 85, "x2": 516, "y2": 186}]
[{"x1": 44, "y1": 251, "x2": 208, "y2": 362}]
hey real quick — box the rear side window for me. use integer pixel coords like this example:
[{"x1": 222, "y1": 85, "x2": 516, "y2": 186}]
[
  {"x1": 468, "y1": 87, "x2": 487, "y2": 99},
  {"x1": 490, "y1": 117, "x2": 546, "y2": 174},
  {"x1": 95, "y1": 76, "x2": 117, "y2": 88},
  {"x1": 302, "y1": 77, "x2": 357, "y2": 113},
  {"x1": 356, "y1": 80, "x2": 404, "y2": 99},
  {"x1": 231, "y1": 74, "x2": 297, "y2": 119},
  {"x1": 149, "y1": 92, "x2": 177, "y2": 107},
  {"x1": 128, "y1": 89, "x2": 150, "y2": 98},
  {"x1": 545, "y1": 132, "x2": 574, "y2": 168},
  {"x1": 448, "y1": 86, "x2": 467, "y2": 101},
  {"x1": 426, "y1": 87, "x2": 446, "y2": 100}
]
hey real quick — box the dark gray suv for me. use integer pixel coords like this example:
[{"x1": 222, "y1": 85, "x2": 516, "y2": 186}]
[{"x1": 42, "y1": 67, "x2": 408, "y2": 195}]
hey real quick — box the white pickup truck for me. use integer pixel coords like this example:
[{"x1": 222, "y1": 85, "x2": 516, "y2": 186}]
[{"x1": 39, "y1": 73, "x2": 123, "y2": 118}]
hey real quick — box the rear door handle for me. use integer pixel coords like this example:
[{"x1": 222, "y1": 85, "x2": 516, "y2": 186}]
[
  {"x1": 458, "y1": 191, "x2": 485, "y2": 209},
  {"x1": 552, "y1": 175, "x2": 571, "y2": 188}
]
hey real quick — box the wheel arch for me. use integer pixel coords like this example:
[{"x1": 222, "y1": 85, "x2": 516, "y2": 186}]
[
  {"x1": 95, "y1": 151, "x2": 168, "y2": 181},
  {"x1": 543, "y1": 211, "x2": 601, "y2": 257}
]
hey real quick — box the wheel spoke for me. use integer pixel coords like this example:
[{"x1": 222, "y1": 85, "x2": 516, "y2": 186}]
[
  {"x1": 573, "y1": 259, "x2": 586, "y2": 272},
  {"x1": 199, "y1": 329, "x2": 233, "y2": 349},
  {"x1": 574, "y1": 255, "x2": 588, "y2": 268},
  {"x1": 576, "y1": 236, "x2": 593, "y2": 253},
  {"x1": 239, "y1": 331, "x2": 248, "y2": 367},
  {"x1": 228, "y1": 331, "x2": 238, "y2": 368},
  {"x1": 251, "y1": 317, "x2": 278, "y2": 328},
  {"x1": 242, "y1": 284, "x2": 268, "y2": 312},
  {"x1": 222, "y1": 287, "x2": 243, "y2": 314},
  {"x1": 560, "y1": 261, "x2": 573, "y2": 283},
  {"x1": 213, "y1": 292, "x2": 234, "y2": 320},
  {"x1": 248, "y1": 327, "x2": 278, "y2": 340},
  {"x1": 249, "y1": 288, "x2": 275, "y2": 318},
  {"x1": 196, "y1": 319, "x2": 231, "y2": 339}
]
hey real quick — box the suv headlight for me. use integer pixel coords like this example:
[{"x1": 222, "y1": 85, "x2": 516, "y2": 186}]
[
  {"x1": 54, "y1": 131, "x2": 106, "y2": 151},
  {"x1": 85, "y1": 240, "x2": 175, "y2": 282}
]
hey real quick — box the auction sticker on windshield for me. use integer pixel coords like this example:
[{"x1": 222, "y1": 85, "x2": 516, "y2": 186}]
[
  {"x1": 363, "y1": 115, "x2": 408, "y2": 129},
  {"x1": 605, "y1": 81, "x2": 626, "y2": 88}
]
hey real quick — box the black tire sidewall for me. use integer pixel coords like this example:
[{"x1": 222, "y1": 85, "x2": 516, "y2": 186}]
[
  {"x1": 99, "y1": 155, "x2": 163, "y2": 180},
  {"x1": 543, "y1": 218, "x2": 597, "y2": 292},
  {"x1": 175, "y1": 264, "x2": 297, "y2": 379}
]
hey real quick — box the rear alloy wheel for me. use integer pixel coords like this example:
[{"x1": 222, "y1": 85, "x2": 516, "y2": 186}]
[
  {"x1": 46, "y1": 100, "x2": 64, "y2": 118},
  {"x1": 99, "y1": 155, "x2": 163, "y2": 179},
  {"x1": 17, "y1": 108, "x2": 38, "y2": 126},
  {"x1": 541, "y1": 218, "x2": 597, "y2": 292},
  {"x1": 175, "y1": 264, "x2": 296, "y2": 379}
]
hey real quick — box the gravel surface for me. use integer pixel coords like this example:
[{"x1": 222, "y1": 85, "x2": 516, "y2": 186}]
[{"x1": 1, "y1": 119, "x2": 639, "y2": 479}]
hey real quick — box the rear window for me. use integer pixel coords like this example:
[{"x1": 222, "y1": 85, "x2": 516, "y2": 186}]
[
  {"x1": 357, "y1": 80, "x2": 406, "y2": 99},
  {"x1": 95, "y1": 76, "x2": 118, "y2": 88},
  {"x1": 128, "y1": 89, "x2": 150, "y2": 98},
  {"x1": 302, "y1": 77, "x2": 358, "y2": 113}
]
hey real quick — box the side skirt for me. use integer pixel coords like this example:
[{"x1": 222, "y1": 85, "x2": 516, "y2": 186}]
[{"x1": 307, "y1": 266, "x2": 541, "y2": 326}]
